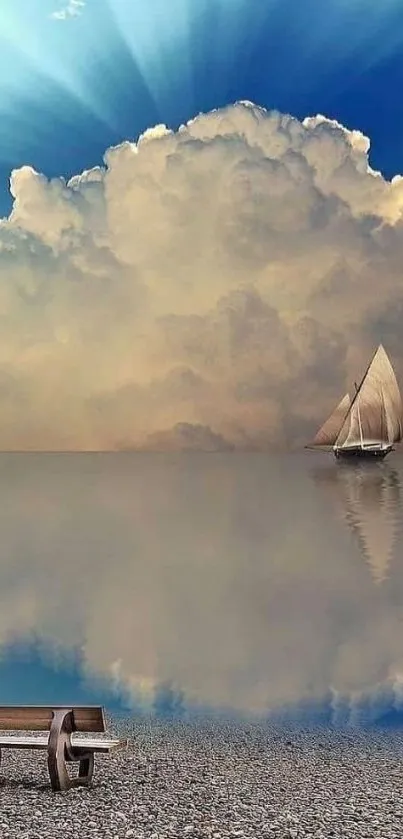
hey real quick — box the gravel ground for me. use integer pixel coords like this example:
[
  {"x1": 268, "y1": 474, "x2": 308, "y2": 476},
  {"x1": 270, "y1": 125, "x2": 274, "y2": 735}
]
[{"x1": 0, "y1": 716, "x2": 402, "y2": 838}]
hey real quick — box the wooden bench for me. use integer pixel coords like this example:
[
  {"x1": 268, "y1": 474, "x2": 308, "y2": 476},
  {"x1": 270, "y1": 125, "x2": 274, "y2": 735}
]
[{"x1": 0, "y1": 705, "x2": 127, "y2": 791}]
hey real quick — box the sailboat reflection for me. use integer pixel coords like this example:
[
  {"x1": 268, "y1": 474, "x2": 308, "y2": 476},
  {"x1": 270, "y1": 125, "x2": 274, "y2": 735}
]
[{"x1": 310, "y1": 463, "x2": 401, "y2": 584}]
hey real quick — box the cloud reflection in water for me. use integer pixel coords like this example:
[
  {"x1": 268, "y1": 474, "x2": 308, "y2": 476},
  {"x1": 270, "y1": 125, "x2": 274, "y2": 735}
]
[{"x1": 0, "y1": 453, "x2": 402, "y2": 721}]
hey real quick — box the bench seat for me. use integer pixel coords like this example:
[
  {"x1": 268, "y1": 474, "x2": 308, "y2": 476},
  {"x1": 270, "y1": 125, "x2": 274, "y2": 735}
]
[{"x1": 0, "y1": 736, "x2": 125, "y2": 753}]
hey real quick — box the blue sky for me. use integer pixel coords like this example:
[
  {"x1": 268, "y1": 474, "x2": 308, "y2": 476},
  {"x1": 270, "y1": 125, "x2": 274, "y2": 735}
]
[
  {"x1": 0, "y1": 0, "x2": 403, "y2": 217},
  {"x1": 0, "y1": 639, "x2": 128, "y2": 709}
]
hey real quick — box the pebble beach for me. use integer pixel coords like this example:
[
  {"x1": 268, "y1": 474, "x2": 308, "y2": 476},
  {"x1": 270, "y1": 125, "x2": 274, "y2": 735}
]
[{"x1": 0, "y1": 716, "x2": 402, "y2": 839}]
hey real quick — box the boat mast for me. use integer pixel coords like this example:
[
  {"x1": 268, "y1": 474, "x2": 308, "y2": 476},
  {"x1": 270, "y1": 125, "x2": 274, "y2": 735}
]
[
  {"x1": 353, "y1": 381, "x2": 364, "y2": 449},
  {"x1": 357, "y1": 398, "x2": 364, "y2": 449},
  {"x1": 380, "y1": 387, "x2": 388, "y2": 450}
]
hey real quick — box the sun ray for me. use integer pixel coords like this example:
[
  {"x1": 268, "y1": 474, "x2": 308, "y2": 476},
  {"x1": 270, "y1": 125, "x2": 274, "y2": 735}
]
[
  {"x1": 0, "y1": 0, "x2": 401, "y2": 137},
  {"x1": 0, "y1": 0, "x2": 401, "y2": 210},
  {"x1": 0, "y1": 1, "x2": 121, "y2": 133}
]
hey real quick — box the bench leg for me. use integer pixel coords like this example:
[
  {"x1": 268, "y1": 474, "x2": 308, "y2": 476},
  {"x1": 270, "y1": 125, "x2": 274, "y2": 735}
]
[
  {"x1": 48, "y1": 749, "x2": 95, "y2": 792},
  {"x1": 48, "y1": 747, "x2": 72, "y2": 792},
  {"x1": 77, "y1": 752, "x2": 94, "y2": 785},
  {"x1": 47, "y1": 708, "x2": 95, "y2": 792}
]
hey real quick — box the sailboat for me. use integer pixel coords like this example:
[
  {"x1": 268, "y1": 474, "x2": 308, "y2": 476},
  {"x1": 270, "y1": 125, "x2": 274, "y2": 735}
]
[{"x1": 306, "y1": 345, "x2": 403, "y2": 460}]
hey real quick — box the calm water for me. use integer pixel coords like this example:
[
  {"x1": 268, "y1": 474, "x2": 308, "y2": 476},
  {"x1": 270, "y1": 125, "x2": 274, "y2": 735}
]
[{"x1": 0, "y1": 452, "x2": 403, "y2": 722}]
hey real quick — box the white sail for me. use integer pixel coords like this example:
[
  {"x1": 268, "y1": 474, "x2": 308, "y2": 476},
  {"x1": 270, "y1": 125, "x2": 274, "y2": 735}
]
[
  {"x1": 379, "y1": 345, "x2": 403, "y2": 444},
  {"x1": 336, "y1": 345, "x2": 402, "y2": 449},
  {"x1": 309, "y1": 394, "x2": 351, "y2": 448}
]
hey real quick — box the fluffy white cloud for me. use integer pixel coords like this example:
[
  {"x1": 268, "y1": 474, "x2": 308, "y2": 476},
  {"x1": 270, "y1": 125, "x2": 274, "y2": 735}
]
[
  {"x1": 50, "y1": 0, "x2": 85, "y2": 20},
  {"x1": 2, "y1": 100, "x2": 403, "y2": 450}
]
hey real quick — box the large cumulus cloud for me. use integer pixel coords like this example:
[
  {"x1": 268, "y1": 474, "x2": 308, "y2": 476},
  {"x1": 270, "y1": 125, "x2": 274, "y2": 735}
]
[{"x1": 2, "y1": 101, "x2": 403, "y2": 450}]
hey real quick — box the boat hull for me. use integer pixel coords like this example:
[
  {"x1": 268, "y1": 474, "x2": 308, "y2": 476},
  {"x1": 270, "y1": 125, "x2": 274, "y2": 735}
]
[{"x1": 334, "y1": 446, "x2": 393, "y2": 461}]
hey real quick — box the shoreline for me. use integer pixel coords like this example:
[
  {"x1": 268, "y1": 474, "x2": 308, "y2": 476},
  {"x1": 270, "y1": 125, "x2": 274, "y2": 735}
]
[{"x1": 0, "y1": 717, "x2": 402, "y2": 838}]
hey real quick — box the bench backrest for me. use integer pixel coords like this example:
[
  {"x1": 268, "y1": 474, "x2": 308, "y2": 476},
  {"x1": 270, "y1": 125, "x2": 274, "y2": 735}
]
[{"x1": 0, "y1": 706, "x2": 106, "y2": 733}]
